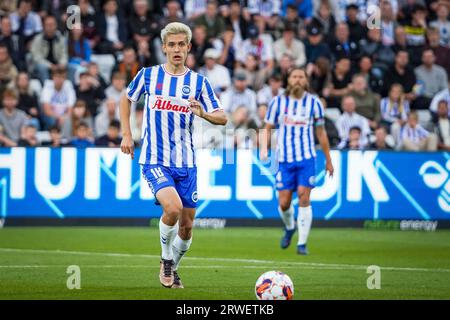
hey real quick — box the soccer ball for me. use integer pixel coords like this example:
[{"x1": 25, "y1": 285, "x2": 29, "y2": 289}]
[{"x1": 255, "y1": 271, "x2": 294, "y2": 300}]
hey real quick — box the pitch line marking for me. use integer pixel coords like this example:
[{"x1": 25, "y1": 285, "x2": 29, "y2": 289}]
[{"x1": 0, "y1": 248, "x2": 449, "y2": 273}]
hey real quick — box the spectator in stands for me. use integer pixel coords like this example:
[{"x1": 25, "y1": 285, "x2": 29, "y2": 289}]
[
  {"x1": 380, "y1": 82, "x2": 409, "y2": 130},
  {"x1": 380, "y1": 0, "x2": 398, "y2": 47},
  {"x1": 273, "y1": 22, "x2": 306, "y2": 67},
  {"x1": 0, "y1": 0, "x2": 16, "y2": 17},
  {"x1": 41, "y1": 125, "x2": 69, "y2": 147},
  {"x1": 67, "y1": 23, "x2": 91, "y2": 83},
  {"x1": 104, "y1": 72, "x2": 126, "y2": 106},
  {"x1": 239, "y1": 54, "x2": 268, "y2": 91},
  {"x1": 224, "y1": 0, "x2": 250, "y2": 49},
  {"x1": 382, "y1": 50, "x2": 417, "y2": 100},
  {"x1": 97, "y1": 0, "x2": 128, "y2": 55},
  {"x1": 226, "y1": 105, "x2": 257, "y2": 148},
  {"x1": 195, "y1": 0, "x2": 226, "y2": 42},
  {"x1": 185, "y1": 53, "x2": 198, "y2": 71},
  {"x1": 160, "y1": 0, "x2": 188, "y2": 26},
  {"x1": 86, "y1": 62, "x2": 108, "y2": 92},
  {"x1": 0, "y1": 89, "x2": 28, "y2": 145},
  {"x1": 190, "y1": 25, "x2": 213, "y2": 69},
  {"x1": 17, "y1": 123, "x2": 39, "y2": 146},
  {"x1": 357, "y1": 55, "x2": 384, "y2": 95},
  {"x1": 30, "y1": 15, "x2": 67, "y2": 84},
  {"x1": 95, "y1": 98, "x2": 119, "y2": 138},
  {"x1": 414, "y1": 49, "x2": 448, "y2": 109},
  {"x1": 247, "y1": 0, "x2": 281, "y2": 33},
  {"x1": 281, "y1": 0, "x2": 313, "y2": 23},
  {"x1": 236, "y1": 24, "x2": 274, "y2": 75},
  {"x1": 75, "y1": 71, "x2": 105, "y2": 117},
  {"x1": 403, "y1": 3, "x2": 427, "y2": 67},
  {"x1": 404, "y1": 4, "x2": 427, "y2": 47},
  {"x1": 185, "y1": 0, "x2": 207, "y2": 21},
  {"x1": 430, "y1": 78, "x2": 450, "y2": 118},
  {"x1": 40, "y1": 67, "x2": 76, "y2": 129},
  {"x1": 219, "y1": 29, "x2": 237, "y2": 67},
  {"x1": 325, "y1": 56, "x2": 352, "y2": 109},
  {"x1": 430, "y1": 100, "x2": 450, "y2": 150},
  {"x1": 311, "y1": 0, "x2": 336, "y2": 44},
  {"x1": 369, "y1": 126, "x2": 393, "y2": 150},
  {"x1": 335, "y1": 95, "x2": 371, "y2": 148},
  {"x1": 329, "y1": 22, "x2": 360, "y2": 61},
  {"x1": 360, "y1": 28, "x2": 395, "y2": 73},
  {"x1": 9, "y1": 0, "x2": 42, "y2": 47},
  {"x1": 304, "y1": 22, "x2": 332, "y2": 64},
  {"x1": 393, "y1": 26, "x2": 417, "y2": 66},
  {"x1": 257, "y1": 73, "x2": 284, "y2": 107},
  {"x1": 338, "y1": 126, "x2": 365, "y2": 150},
  {"x1": 199, "y1": 48, "x2": 231, "y2": 96},
  {"x1": 273, "y1": 53, "x2": 294, "y2": 87},
  {"x1": 220, "y1": 70, "x2": 257, "y2": 120},
  {"x1": 15, "y1": 71, "x2": 40, "y2": 128},
  {"x1": 79, "y1": 0, "x2": 100, "y2": 50},
  {"x1": 61, "y1": 99, "x2": 94, "y2": 140},
  {"x1": 95, "y1": 119, "x2": 121, "y2": 147},
  {"x1": 69, "y1": 121, "x2": 94, "y2": 147},
  {"x1": 348, "y1": 74, "x2": 380, "y2": 130},
  {"x1": 398, "y1": 111, "x2": 437, "y2": 151},
  {"x1": 429, "y1": 1, "x2": 450, "y2": 48},
  {"x1": 136, "y1": 38, "x2": 157, "y2": 68},
  {"x1": 130, "y1": 103, "x2": 143, "y2": 146},
  {"x1": 112, "y1": 46, "x2": 140, "y2": 84},
  {"x1": 426, "y1": 27, "x2": 450, "y2": 77},
  {"x1": 0, "y1": 43, "x2": 17, "y2": 99},
  {"x1": 314, "y1": 97, "x2": 340, "y2": 148},
  {"x1": 345, "y1": 4, "x2": 366, "y2": 43},
  {"x1": 0, "y1": 16, "x2": 23, "y2": 70},
  {"x1": 309, "y1": 56, "x2": 331, "y2": 96},
  {"x1": 129, "y1": 0, "x2": 160, "y2": 51}
]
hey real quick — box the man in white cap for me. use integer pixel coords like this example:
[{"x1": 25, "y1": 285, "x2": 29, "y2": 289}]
[{"x1": 199, "y1": 48, "x2": 231, "y2": 96}]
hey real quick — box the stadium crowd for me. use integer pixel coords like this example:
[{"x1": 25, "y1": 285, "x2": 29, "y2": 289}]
[{"x1": 0, "y1": 0, "x2": 449, "y2": 151}]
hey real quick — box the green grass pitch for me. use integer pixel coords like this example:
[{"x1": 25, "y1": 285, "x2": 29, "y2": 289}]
[{"x1": 0, "y1": 227, "x2": 449, "y2": 300}]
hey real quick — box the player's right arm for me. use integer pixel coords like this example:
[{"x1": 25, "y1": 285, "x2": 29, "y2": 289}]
[
  {"x1": 259, "y1": 96, "x2": 279, "y2": 161},
  {"x1": 120, "y1": 67, "x2": 146, "y2": 160},
  {"x1": 260, "y1": 123, "x2": 274, "y2": 161},
  {"x1": 120, "y1": 93, "x2": 134, "y2": 160}
]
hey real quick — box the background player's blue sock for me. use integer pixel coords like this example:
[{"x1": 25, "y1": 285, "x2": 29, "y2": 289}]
[
  {"x1": 278, "y1": 205, "x2": 295, "y2": 230},
  {"x1": 159, "y1": 219, "x2": 178, "y2": 260},
  {"x1": 297, "y1": 206, "x2": 312, "y2": 245},
  {"x1": 172, "y1": 235, "x2": 192, "y2": 271}
]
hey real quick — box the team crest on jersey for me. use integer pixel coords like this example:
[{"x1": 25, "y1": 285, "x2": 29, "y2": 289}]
[
  {"x1": 182, "y1": 85, "x2": 191, "y2": 95},
  {"x1": 192, "y1": 191, "x2": 198, "y2": 203}
]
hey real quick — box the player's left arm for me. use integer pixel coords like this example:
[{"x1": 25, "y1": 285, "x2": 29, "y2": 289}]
[
  {"x1": 189, "y1": 77, "x2": 227, "y2": 125},
  {"x1": 314, "y1": 99, "x2": 334, "y2": 177}
]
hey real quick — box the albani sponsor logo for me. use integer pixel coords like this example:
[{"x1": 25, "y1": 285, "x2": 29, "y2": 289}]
[
  {"x1": 284, "y1": 116, "x2": 308, "y2": 125},
  {"x1": 152, "y1": 96, "x2": 191, "y2": 113}
]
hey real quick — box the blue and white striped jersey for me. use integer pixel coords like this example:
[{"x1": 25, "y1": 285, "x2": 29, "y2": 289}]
[
  {"x1": 400, "y1": 123, "x2": 429, "y2": 144},
  {"x1": 264, "y1": 92, "x2": 325, "y2": 163},
  {"x1": 126, "y1": 64, "x2": 222, "y2": 167}
]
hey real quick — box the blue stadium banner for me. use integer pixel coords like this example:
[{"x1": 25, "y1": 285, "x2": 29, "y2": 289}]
[{"x1": 0, "y1": 148, "x2": 448, "y2": 220}]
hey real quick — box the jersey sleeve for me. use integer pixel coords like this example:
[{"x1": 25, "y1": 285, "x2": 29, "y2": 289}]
[
  {"x1": 198, "y1": 77, "x2": 223, "y2": 113},
  {"x1": 264, "y1": 96, "x2": 280, "y2": 125},
  {"x1": 313, "y1": 98, "x2": 325, "y2": 126},
  {"x1": 126, "y1": 67, "x2": 146, "y2": 102}
]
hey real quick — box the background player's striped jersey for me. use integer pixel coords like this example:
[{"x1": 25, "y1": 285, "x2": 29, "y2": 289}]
[
  {"x1": 127, "y1": 64, "x2": 222, "y2": 167},
  {"x1": 265, "y1": 92, "x2": 324, "y2": 163}
]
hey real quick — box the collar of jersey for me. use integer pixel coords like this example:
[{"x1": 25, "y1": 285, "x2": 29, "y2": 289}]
[{"x1": 161, "y1": 64, "x2": 189, "y2": 76}]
